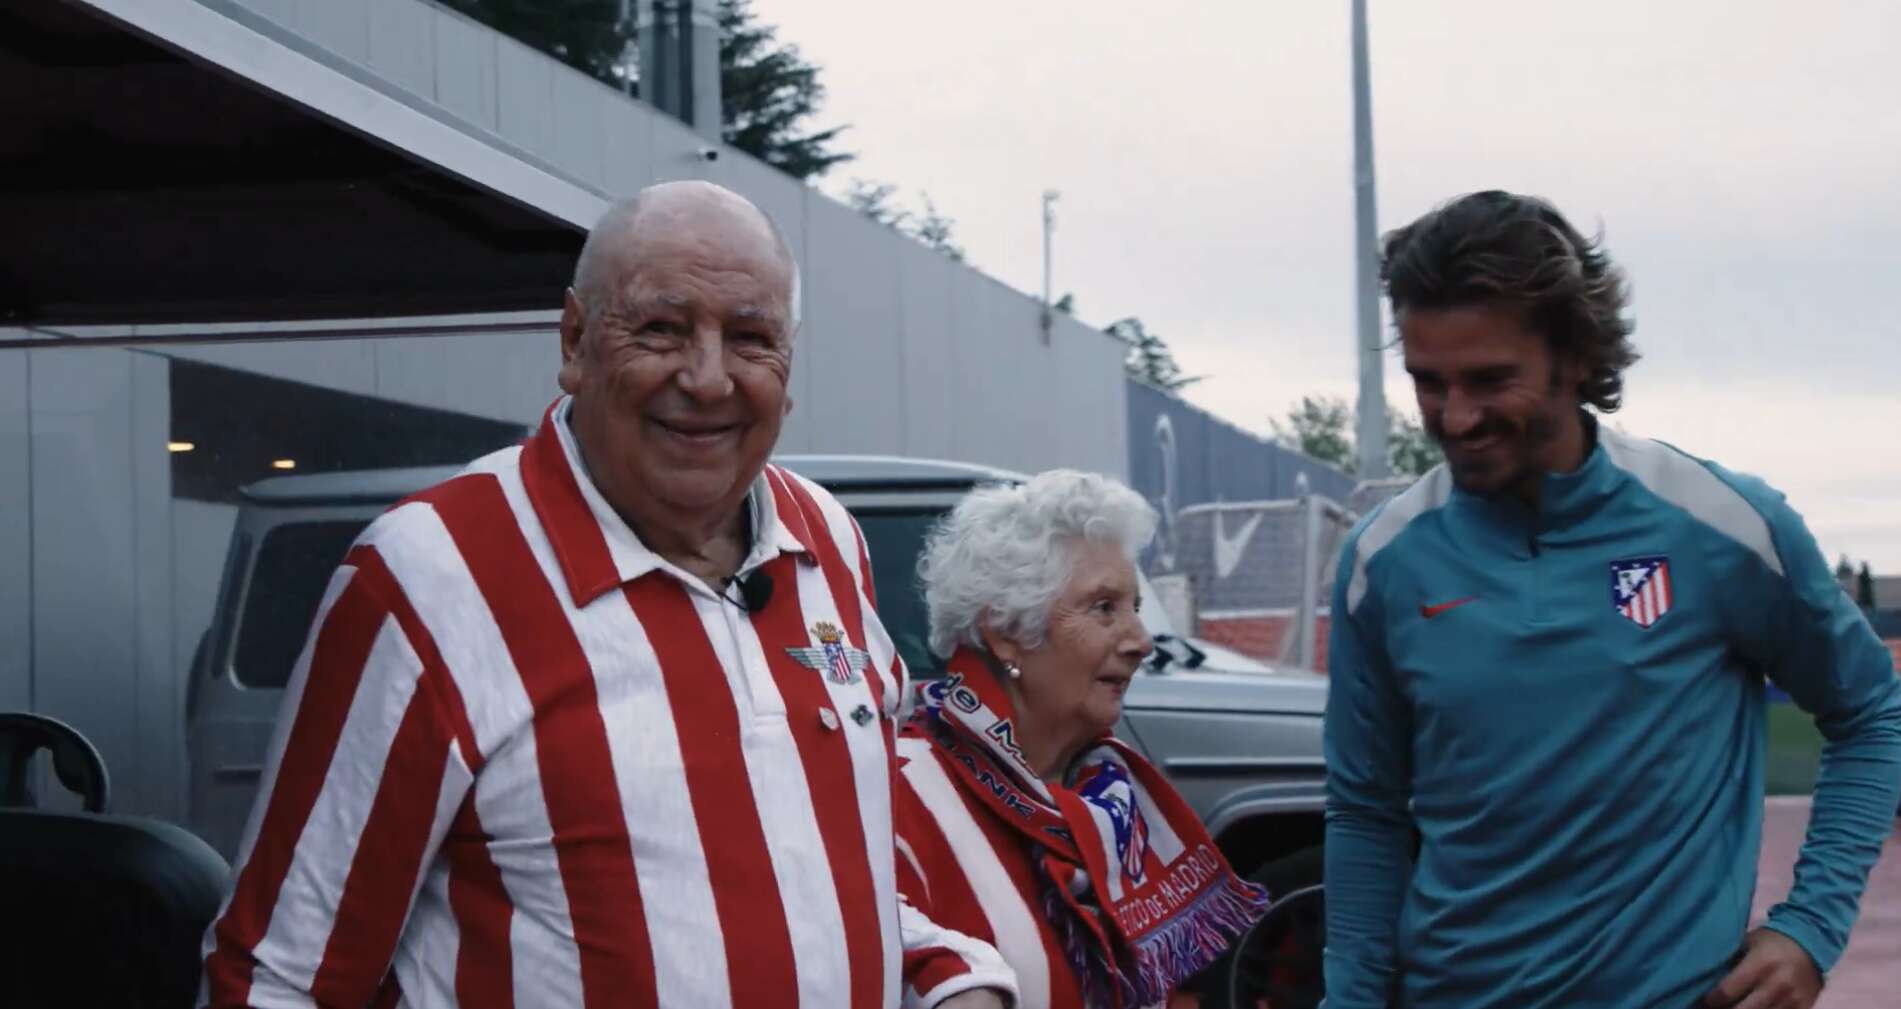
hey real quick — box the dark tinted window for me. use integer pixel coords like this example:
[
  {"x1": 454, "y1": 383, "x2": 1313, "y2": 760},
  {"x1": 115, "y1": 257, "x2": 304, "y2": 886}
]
[
  {"x1": 852, "y1": 509, "x2": 944, "y2": 679},
  {"x1": 233, "y1": 521, "x2": 370, "y2": 688}
]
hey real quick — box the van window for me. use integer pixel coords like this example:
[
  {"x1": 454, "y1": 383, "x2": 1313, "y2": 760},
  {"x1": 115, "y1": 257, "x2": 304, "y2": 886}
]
[
  {"x1": 851, "y1": 509, "x2": 943, "y2": 679},
  {"x1": 232, "y1": 521, "x2": 370, "y2": 688}
]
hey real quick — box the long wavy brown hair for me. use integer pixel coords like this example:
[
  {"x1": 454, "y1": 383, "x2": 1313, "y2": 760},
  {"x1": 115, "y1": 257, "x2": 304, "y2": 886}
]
[{"x1": 1380, "y1": 190, "x2": 1639, "y2": 412}]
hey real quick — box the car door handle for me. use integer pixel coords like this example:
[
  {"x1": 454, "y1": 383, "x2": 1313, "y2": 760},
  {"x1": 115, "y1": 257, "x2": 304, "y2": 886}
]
[{"x1": 212, "y1": 764, "x2": 264, "y2": 783}]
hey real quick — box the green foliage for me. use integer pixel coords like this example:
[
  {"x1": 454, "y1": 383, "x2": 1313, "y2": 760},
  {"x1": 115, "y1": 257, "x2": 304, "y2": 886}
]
[
  {"x1": 1108, "y1": 317, "x2": 1201, "y2": 392},
  {"x1": 844, "y1": 179, "x2": 964, "y2": 260},
  {"x1": 1269, "y1": 395, "x2": 1444, "y2": 477}
]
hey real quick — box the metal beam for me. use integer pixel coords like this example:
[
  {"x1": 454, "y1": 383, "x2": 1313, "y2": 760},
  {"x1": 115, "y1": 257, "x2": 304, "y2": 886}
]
[{"x1": 66, "y1": 0, "x2": 608, "y2": 231}]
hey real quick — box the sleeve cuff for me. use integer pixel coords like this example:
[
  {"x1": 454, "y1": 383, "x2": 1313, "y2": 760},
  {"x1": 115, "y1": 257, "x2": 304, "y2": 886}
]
[{"x1": 1759, "y1": 913, "x2": 1836, "y2": 979}]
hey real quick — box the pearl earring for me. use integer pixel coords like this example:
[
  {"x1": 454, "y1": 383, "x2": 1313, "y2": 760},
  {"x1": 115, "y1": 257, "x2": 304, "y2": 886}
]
[{"x1": 1005, "y1": 661, "x2": 1022, "y2": 680}]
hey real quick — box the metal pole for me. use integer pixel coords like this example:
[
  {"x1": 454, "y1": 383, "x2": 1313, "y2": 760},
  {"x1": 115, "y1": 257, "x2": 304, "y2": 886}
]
[
  {"x1": 1040, "y1": 189, "x2": 1059, "y2": 342},
  {"x1": 1295, "y1": 473, "x2": 1320, "y2": 669},
  {"x1": 1351, "y1": 0, "x2": 1389, "y2": 479}
]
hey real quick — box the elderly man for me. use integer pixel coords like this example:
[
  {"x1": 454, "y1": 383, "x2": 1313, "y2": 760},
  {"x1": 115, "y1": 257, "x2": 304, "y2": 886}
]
[
  {"x1": 201, "y1": 181, "x2": 1015, "y2": 1009},
  {"x1": 1323, "y1": 190, "x2": 1901, "y2": 1009}
]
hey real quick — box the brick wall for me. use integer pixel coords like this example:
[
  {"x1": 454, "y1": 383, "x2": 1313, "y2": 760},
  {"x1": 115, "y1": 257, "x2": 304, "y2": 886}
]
[{"x1": 1196, "y1": 614, "x2": 1335, "y2": 673}]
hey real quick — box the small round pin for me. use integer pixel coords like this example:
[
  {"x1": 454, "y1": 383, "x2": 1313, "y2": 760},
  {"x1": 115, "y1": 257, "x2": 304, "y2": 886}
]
[
  {"x1": 851, "y1": 704, "x2": 875, "y2": 726},
  {"x1": 818, "y1": 708, "x2": 840, "y2": 731}
]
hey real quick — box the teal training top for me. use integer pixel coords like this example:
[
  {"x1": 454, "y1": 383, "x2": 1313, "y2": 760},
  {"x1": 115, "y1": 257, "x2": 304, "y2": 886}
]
[{"x1": 1321, "y1": 424, "x2": 1901, "y2": 1009}]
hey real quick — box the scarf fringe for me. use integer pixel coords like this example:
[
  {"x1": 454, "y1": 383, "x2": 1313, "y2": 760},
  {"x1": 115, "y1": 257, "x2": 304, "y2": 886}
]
[{"x1": 1128, "y1": 874, "x2": 1272, "y2": 1004}]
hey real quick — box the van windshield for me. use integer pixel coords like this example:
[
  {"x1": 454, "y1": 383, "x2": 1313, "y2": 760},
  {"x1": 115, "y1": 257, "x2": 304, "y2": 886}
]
[{"x1": 232, "y1": 520, "x2": 367, "y2": 689}]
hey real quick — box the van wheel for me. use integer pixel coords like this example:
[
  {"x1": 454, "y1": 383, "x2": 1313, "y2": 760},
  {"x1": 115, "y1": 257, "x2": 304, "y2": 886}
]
[{"x1": 1222, "y1": 846, "x2": 1325, "y2": 1009}]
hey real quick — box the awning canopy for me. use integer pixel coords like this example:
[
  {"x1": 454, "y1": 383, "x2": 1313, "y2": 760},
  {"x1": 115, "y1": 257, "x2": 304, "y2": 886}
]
[{"x1": 2, "y1": 0, "x2": 609, "y2": 326}]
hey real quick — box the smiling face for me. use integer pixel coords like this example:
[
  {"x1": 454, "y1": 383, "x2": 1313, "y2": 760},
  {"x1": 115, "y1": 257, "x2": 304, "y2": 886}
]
[
  {"x1": 1000, "y1": 538, "x2": 1153, "y2": 745},
  {"x1": 558, "y1": 188, "x2": 796, "y2": 527},
  {"x1": 1400, "y1": 303, "x2": 1587, "y2": 500}
]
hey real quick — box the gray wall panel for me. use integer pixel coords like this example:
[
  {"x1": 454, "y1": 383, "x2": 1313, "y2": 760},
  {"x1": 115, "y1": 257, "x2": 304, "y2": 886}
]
[
  {"x1": 802, "y1": 197, "x2": 902, "y2": 455},
  {"x1": 367, "y1": 0, "x2": 435, "y2": 100},
  {"x1": 432, "y1": 8, "x2": 498, "y2": 131},
  {"x1": 548, "y1": 74, "x2": 610, "y2": 189},
  {"x1": 1052, "y1": 314, "x2": 1129, "y2": 479},
  {"x1": 495, "y1": 36, "x2": 555, "y2": 156},
  {"x1": 648, "y1": 114, "x2": 713, "y2": 184},
  {"x1": 291, "y1": 0, "x2": 369, "y2": 66},
  {"x1": 28, "y1": 349, "x2": 140, "y2": 810},
  {"x1": 599, "y1": 97, "x2": 653, "y2": 197},
  {"x1": 0, "y1": 353, "x2": 29, "y2": 712},
  {"x1": 131, "y1": 354, "x2": 178, "y2": 819},
  {"x1": 896, "y1": 242, "x2": 954, "y2": 461},
  {"x1": 373, "y1": 330, "x2": 560, "y2": 425},
  {"x1": 229, "y1": 0, "x2": 292, "y2": 26}
]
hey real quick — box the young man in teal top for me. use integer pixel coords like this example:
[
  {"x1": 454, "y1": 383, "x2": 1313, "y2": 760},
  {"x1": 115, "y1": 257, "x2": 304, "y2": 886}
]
[{"x1": 1322, "y1": 190, "x2": 1901, "y2": 1009}]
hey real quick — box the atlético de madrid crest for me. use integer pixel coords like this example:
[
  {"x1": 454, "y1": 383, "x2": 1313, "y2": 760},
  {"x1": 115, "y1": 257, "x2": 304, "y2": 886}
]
[
  {"x1": 786, "y1": 621, "x2": 869, "y2": 684},
  {"x1": 1610, "y1": 555, "x2": 1673, "y2": 628}
]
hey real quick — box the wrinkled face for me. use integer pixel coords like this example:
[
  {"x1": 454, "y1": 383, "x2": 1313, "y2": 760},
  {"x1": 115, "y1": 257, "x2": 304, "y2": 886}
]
[
  {"x1": 558, "y1": 214, "x2": 795, "y2": 518},
  {"x1": 1400, "y1": 304, "x2": 1581, "y2": 498},
  {"x1": 1010, "y1": 538, "x2": 1153, "y2": 738}
]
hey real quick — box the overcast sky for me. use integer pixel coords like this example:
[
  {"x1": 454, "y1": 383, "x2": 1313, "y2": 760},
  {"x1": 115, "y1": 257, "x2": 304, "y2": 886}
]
[{"x1": 760, "y1": 0, "x2": 1900, "y2": 571}]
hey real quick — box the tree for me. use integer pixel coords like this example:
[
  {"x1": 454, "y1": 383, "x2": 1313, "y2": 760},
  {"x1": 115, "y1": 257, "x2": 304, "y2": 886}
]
[
  {"x1": 1269, "y1": 395, "x2": 1444, "y2": 477},
  {"x1": 438, "y1": 0, "x2": 852, "y2": 180},
  {"x1": 1270, "y1": 396, "x2": 1354, "y2": 470},
  {"x1": 844, "y1": 179, "x2": 964, "y2": 261},
  {"x1": 1385, "y1": 409, "x2": 1445, "y2": 477},
  {"x1": 718, "y1": 0, "x2": 852, "y2": 179},
  {"x1": 1859, "y1": 562, "x2": 1877, "y2": 609},
  {"x1": 1108, "y1": 317, "x2": 1201, "y2": 392}
]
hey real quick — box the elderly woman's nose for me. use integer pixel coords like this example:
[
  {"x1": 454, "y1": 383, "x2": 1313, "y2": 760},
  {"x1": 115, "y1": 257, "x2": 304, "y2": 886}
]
[{"x1": 1120, "y1": 617, "x2": 1153, "y2": 657}]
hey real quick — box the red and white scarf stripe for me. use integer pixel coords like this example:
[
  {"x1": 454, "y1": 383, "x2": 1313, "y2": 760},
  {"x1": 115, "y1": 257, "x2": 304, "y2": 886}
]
[{"x1": 906, "y1": 650, "x2": 1269, "y2": 1007}]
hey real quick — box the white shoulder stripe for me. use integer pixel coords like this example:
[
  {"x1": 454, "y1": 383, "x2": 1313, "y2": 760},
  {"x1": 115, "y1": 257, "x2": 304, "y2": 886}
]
[
  {"x1": 1599, "y1": 428, "x2": 1782, "y2": 576},
  {"x1": 1347, "y1": 467, "x2": 1452, "y2": 614}
]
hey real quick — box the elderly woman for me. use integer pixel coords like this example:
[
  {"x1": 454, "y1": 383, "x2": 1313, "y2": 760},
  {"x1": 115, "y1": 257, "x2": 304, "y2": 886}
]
[{"x1": 895, "y1": 470, "x2": 1268, "y2": 1009}]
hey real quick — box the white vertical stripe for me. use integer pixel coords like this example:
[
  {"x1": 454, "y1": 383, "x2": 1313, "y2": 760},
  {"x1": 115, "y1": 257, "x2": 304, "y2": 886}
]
[
  {"x1": 485, "y1": 459, "x2": 729, "y2": 1007},
  {"x1": 249, "y1": 618, "x2": 422, "y2": 993},
  {"x1": 788, "y1": 545, "x2": 906, "y2": 1005},
  {"x1": 699, "y1": 588, "x2": 850, "y2": 1008},
  {"x1": 1091, "y1": 801, "x2": 1126, "y2": 902},
  {"x1": 898, "y1": 737, "x2": 1051, "y2": 1009},
  {"x1": 373, "y1": 494, "x2": 587, "y2": 1009},
  {"x1": 218, "y1": 563, "x2": 357, "y2": 902},
  {"x1": 389, "y1": 783, "x2": 470, "y2": 1003}
]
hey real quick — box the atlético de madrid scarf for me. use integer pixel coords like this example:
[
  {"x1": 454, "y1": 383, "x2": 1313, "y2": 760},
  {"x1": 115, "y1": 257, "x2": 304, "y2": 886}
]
[{"x1": 907, "y1": 649, "x2": 1270, "y2": 1007}]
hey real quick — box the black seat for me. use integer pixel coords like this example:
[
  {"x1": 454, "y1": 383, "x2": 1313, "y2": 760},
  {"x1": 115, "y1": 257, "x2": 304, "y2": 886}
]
[{"x1": 0, "y1": 712, "x2": 230, "y2": 1009}]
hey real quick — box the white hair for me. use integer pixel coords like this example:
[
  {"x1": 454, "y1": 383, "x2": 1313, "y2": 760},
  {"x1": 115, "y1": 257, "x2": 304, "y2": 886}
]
[
  {"x1": 573, "y1": 184, "x2": 802, "y2": 330},
  {"x1": 920, "y1": 469, "x2": 1157, "y2": 659}
]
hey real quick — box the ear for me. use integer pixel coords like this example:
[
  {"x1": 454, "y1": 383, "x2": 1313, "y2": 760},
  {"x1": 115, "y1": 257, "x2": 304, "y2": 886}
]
[
  {"x1": 558, "y1": 288, "x2": 587, "y2": 395},
  {"x1": 977, "y1": 620, "x2": 1019, "y2": 668}
]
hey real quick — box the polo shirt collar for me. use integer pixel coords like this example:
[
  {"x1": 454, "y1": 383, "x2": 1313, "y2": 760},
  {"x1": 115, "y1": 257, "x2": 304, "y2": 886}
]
[{"x1": 519, "y1": 396, "x2": 814, "y2": 606}]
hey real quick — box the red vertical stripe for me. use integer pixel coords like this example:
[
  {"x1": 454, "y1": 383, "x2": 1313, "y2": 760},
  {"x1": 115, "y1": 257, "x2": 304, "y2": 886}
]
[
  {"x1": 425, "y1": 476, "x2": 657, "y2": 1008},
  {"x1": 748, "y1": 553, "x2": 886, "y2": 1009},
  {"x1": 203, "y1": 547, "x2": 394, "y2": 1007},
  {"x1": 309, "y1": 553, "x2": 472, "y2": 1004},
  {"x1": 516, "y1": 409, "x2": 622, "y2": 605},
  {"x1": 1658, "y1": 561, "x2": 1673, "y2": 616},
  {"x1": 444, "y1": 800, "x2": 514, "y2": 1009},
  {"x1": 621, "y1": 577, "x2": 798, "y2": 1005},
  {"x1": 953, "y1": 770, "x2": 1086, "y2": 1008},
  {"x1": 771, "y1": 472, "x2": 889, "y2": 709}
]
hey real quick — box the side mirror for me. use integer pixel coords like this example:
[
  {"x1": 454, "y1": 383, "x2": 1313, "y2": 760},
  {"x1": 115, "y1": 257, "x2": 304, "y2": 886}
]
[{"x1": 1147, "y1": 633, "x2": 1206, "y2": 674}]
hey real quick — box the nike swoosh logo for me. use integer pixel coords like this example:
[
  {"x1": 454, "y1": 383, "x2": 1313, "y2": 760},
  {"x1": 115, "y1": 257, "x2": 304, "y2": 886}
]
[
  {"x1": 1212, "y1": 508, "x2": 1266, "y2": 580},
  {"x1": 1420, "y1": 597, "x2": 1478, "y2": 619}
]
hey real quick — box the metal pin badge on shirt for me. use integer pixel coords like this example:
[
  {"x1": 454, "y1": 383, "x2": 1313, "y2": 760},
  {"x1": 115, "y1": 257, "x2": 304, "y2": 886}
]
[
  {"x1": 785, "y1": 621, "x2": 869, "y2": 685},
  {"x1": 850, "y1": 704, "x2": 875, "y2": 727},
  {"x1": 818, "y1": 708, "x2": 840, "y2": 731}
]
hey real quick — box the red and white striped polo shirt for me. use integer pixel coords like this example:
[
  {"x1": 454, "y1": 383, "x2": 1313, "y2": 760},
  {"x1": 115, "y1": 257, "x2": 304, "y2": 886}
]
[{"x1": 200, "y1": 397, "x2": 1012, "y2": 1009}]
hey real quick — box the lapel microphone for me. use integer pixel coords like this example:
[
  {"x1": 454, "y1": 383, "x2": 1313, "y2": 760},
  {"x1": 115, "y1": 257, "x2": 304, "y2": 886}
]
[{"x1": 722, "y1": 570, "x2": 776, "y2": 613}]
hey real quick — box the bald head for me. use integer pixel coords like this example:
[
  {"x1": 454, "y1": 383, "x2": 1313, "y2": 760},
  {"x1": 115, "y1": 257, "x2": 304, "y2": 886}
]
[{"x1": 572, "y1": 181, "x2": 800, "y2": 330}]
